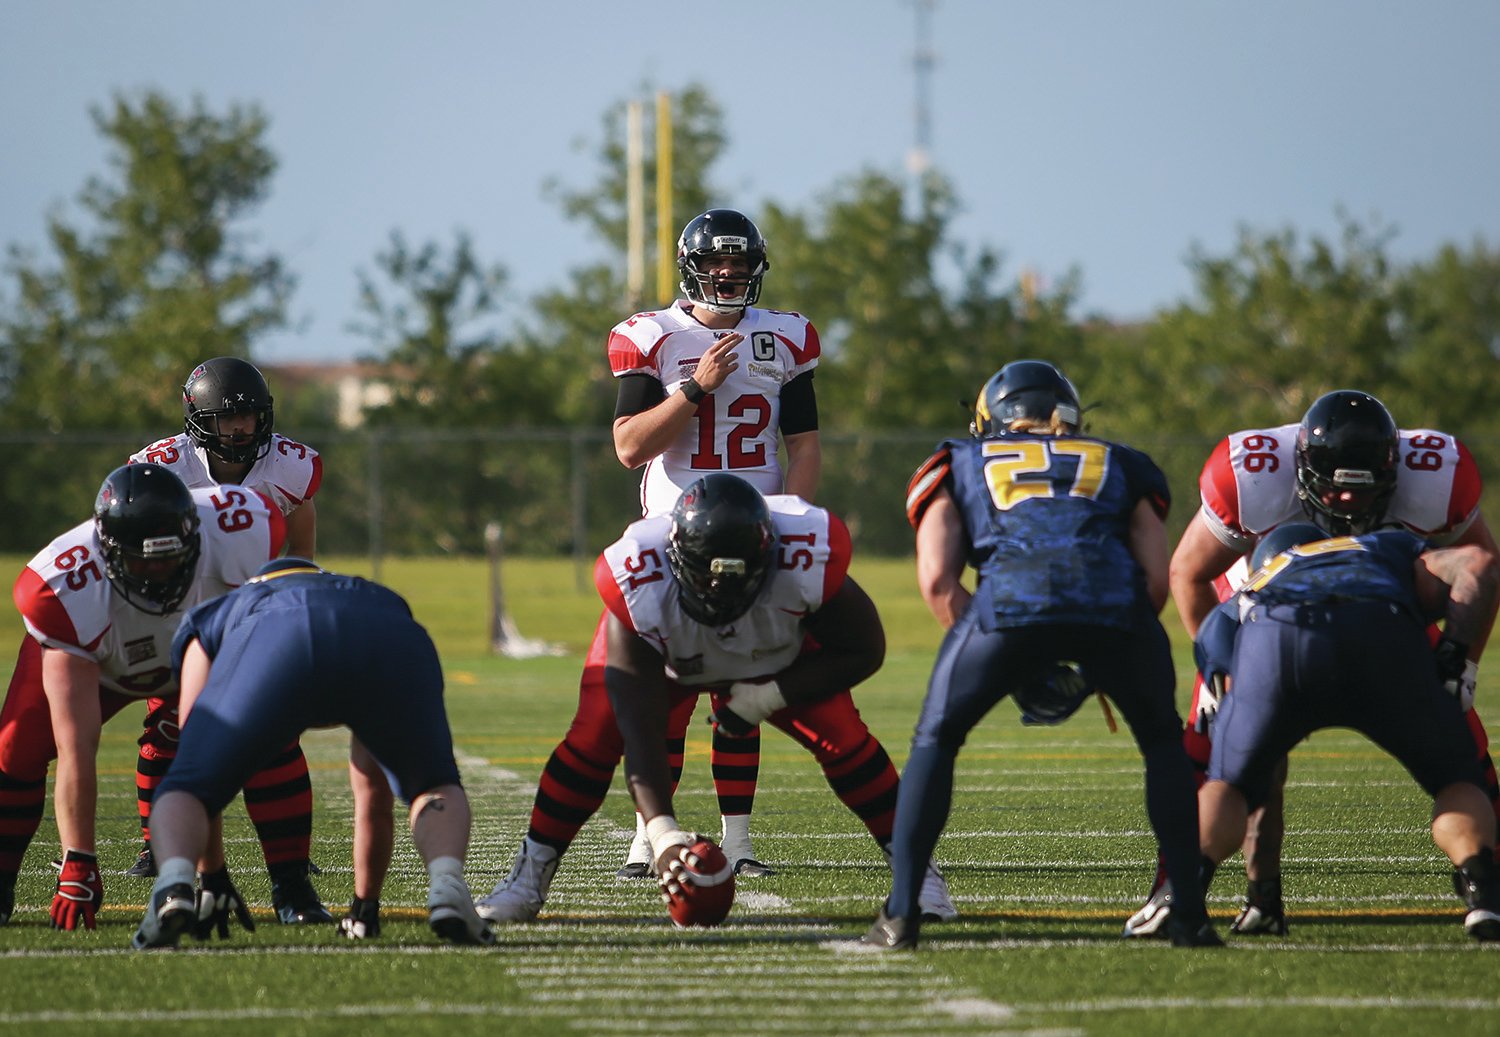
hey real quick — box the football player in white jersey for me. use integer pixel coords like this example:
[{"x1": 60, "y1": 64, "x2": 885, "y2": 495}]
[
  {"x1": 475, "y1": 476, "x2": 955, "y2": 925},
  {"x1": 0, "y1": 464, "x2": 283, "y2": 930},
  {"x1": 516, "y1": 209, "x2": 822, "y2": 884},
  {"x1": 1125, "y1": 389, "x2": 1500, "y2": 938},
  {"x1": 123, "y1": 357, "x2": 332, "y2": 925}
]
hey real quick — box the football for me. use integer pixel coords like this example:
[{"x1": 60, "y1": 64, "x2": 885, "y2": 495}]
[{"x1": 662, "y1": 837, "x2": 735, "y2": 928}]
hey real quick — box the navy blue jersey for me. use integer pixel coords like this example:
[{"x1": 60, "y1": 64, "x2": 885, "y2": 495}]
[
  {"x1": 173, "y1": 570, "x2": 413, "y2": 670},
  {"x1": 907, "y1": 432, "x2": 1171, "y2": 631},
  {"x1": 1195, "y1": 528, "x2": 1432, "y2": 679}
]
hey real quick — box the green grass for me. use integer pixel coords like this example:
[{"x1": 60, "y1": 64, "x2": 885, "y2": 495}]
[{"x1": 0, "y1": 556, "x2": 1496, "y2": 1035}]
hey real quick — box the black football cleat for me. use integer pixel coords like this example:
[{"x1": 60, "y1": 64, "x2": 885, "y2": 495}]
[
  {"x1": 1167, "y1": 912, "x2": 1225, "y2": 948},
  {"x1": 270, "y1": 863, "x2": 335, "y2": 925},
  {"x1": 1454, "y1": 864, "x2": 1500, "y2": 942},
  {"x1": 733, "y1": 857, "x2": 777, "y2": 879},
  {"x1": 615, "y1": 862, "x2": 653, "y2": 880},
  {"x1": 1230, "y1": 876, "x2": 1287, "y2": 935},
  {"x1": 125, "y1": 845, "x2": 157, "y2": 878},
  {"x1": 863, "y1": 908, "x2": 921, "y2": 950}
]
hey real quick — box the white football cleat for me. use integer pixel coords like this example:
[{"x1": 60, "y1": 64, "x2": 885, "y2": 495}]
[
  {"x1": 1123, "y1": 880, "x2": 1173, "y2": 938},
  {"x1": 428, "y1": 872, "x2": 495, "y2": 945},
  {"x1": 616, "y1": 822, "x2": 653, "y2": 880},
  {"x1": 721, "y1": 816, "x2": 776, "y2": 878},
  {"x1": 476, "y1": 838, "x2": 558, "y2": 923},
  {"x1": 918, "y1": 861, "x2": 958, "y2": 922}
]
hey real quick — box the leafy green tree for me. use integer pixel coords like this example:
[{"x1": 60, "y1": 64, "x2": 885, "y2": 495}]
[
  {"x1": 0, "y1": 90, "x2": 290, "y2": 548},
  {"x1": 759, "y1": 169, "x2": 1087, "y2": 546},
  {"x1": 347, "y1": 231, "x2": 519, "y2": 552},
  {"x1": 1115, "y1": 217, "x2": 1404, "y2": 438}
]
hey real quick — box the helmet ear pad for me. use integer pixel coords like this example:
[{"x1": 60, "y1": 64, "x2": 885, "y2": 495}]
[
  {"x1": 93, "y1": 463, "x2": 203, "y2": 615},
  {"x1": 666, "y1": 474, "x2": 776, "y2": 626}
]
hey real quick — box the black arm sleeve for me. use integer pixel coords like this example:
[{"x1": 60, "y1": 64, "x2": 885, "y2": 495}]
[
  {"x1": 779, "y1": 371, "x2": 819, "y2": 435},
  {"x1": 613, "y1": 373, "x2": 667, "y2": 420}
]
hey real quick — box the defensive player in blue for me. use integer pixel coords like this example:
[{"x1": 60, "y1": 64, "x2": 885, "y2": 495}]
[
  {"x1": 1193, "y1": 523, "x2": 1500, "y2": 940},
  {"x1": 131, "y1": 559, "x2": 494, "y2": 949},
  {"x1": 865, "y1": 360, "x2": 1220, "y2": 949}
]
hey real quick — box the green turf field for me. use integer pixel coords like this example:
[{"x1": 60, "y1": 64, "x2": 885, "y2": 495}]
[{"x1": 0, "y1": 556, "x2": 1496, "y2": 1036}]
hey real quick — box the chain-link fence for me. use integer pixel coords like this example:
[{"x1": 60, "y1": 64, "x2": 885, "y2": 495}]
[{"x1": 8, "y1": 428, "x2": 1497, "y2": 566}]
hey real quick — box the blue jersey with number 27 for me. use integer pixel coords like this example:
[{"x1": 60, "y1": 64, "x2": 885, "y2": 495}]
[{"x1": 912, "y1": 431, "x2": 1171, "y2": 631}]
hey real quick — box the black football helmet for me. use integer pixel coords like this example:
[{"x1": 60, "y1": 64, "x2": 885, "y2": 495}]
[
  {"x1": 1014, "y1": 662, "x2": 1092, "y2": 726},
  {"x1": 93, "y1": 463, "x2": 202, "y2": 615},
  {"x1": 182, "y1": 357, "x2": 275, "y2": 465},
  {"x1": 971, "y1": 360, "x2": 1081, "y2": 437},
  {"x1": 676, "y1": 209, "x2": 769, "y2": 314},
  {"x1": 1249, "y1": 522, "x2": 1327, "y2": 573},
  {"x1": 1294, "y1": 390, "x2": 1399, "y2": 535},
  {"x1": 666, "y1": 474, "x2": 776, "y2": 626}
]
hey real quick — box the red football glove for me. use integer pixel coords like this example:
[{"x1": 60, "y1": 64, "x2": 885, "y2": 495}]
[{"x1": 50, "y1": 849, "x2": 104, "y2": 931}]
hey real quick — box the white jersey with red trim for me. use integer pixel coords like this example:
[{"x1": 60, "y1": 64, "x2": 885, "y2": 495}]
[
  {"x1": 1199, "y1": 422, "x2": 1482, "y2": 594},
  {"x1": 11, "y1": 486, "x2": 285, "y2": 699},
  {"x1": 129, "y1": 432, "x2": 323, "y2": 517},
  {"x1": 607, "y1": 301, "x2": 821, "y2": 516},
  {"x1": 596, "y1": 495, "x2": 850, "y2": 686}
]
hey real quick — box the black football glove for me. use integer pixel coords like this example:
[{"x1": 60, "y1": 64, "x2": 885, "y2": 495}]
[
  {"x1": 1436, "y1": 637, "x2": 1478, "y2": 711},
  {"x1": 194, "y1": 866, "x2": 256, "y2": 940},
  {"x1": 338, "y1": 897, "x2": 381, "y2": 939}
]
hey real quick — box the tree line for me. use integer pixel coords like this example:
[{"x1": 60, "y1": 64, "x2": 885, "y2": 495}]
[{"x1": 3, "y1": 89, "x2": 1497, "y2": 556}]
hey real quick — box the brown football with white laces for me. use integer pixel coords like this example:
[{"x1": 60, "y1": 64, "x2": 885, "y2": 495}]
[{"x1": 661, "y1": 838, "x2": 735, "y2": 928}]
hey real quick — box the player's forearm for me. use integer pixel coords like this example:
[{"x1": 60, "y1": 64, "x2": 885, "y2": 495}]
[
  {"x1": 613, "y1": 398, "x2": 697, "y2": 469},
  {"x1": 606, "y1": 671, "x2": 675, "y2": 818},
  {"x1": 350, "y1": 748, "x2": 396, "y2": 899},
  {"x1": 921, "y1": 582, "x2": 972, "y2": 630},
  {"x1": 1170, "y1": 577, "x2": 1221, "y2": 638},
  {"x1": 771, "y1": 647, "x2": 883, "y2": 709},
  {"x1": 1444, "y1": 559, "x2": 1500, "y2": 656},
  {"x1": 199, "y1": 814, "x2": 227, "y2": 873},
  {"x1": 285, "y1": 500, "x2": 316, "y2": 559},
  {"x1": 782, "y1": 432, "x2": 821, "y2": 502},
  {"x1": 52, "y1": 752, "x2": 98, "y2": 854}
]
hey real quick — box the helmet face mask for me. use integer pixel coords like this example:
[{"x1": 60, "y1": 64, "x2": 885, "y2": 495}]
[
  {"x1": 94, "y1": 464, "x2": 202, "y2": 615},
  {"x1": 677, "y1": 209, "x2": 769, "y2": 315},
  {"x1": 1294, "y1": 390, "x2": 1398, "y2": 535},
  {"x1": 183, "y1": 357, "x2": 275, "y2": 465},
  {"x1": 972, "y1": 360, "x2": 1081, "y2": 437},
  {"x1": 666, "y1": 474, "x2": 776, "y2": 626}
]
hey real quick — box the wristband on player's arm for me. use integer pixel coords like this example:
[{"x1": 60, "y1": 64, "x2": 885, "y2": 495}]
[{"x1": 680, "y1": 378, "x2": 707, "y2": 405}]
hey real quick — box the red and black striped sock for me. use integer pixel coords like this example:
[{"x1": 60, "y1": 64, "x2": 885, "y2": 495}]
[
  {"x1": 711, "y1": 725, "x2": 760, "y2": 817},
  {"x1": 818, "y1": 735, "x2": 900, "y2": 843},
  {"x1": 0, "y1": 770, "x2": 45, "y2": 876},
  {"x1": 243, "y1": 741, "x2": 314, "y2": 868},
  {"x1": 528, "y1": 738, "x2": 618, "y2": 853}
]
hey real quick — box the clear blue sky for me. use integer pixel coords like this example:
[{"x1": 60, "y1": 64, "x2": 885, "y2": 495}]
[{"x1": 4, "y1": 1, "x2": 1497, "y2": 362}]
